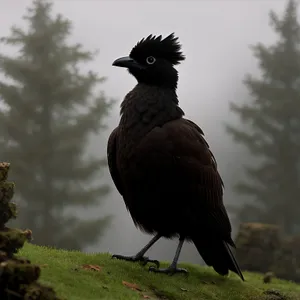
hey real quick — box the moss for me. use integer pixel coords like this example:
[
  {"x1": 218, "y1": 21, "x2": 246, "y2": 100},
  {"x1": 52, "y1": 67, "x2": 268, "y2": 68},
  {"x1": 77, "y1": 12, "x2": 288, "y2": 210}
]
[
  {"x1": 0, "y1": 161, "x2": 62, "y2": 300},
  {"x1": 17, "y1": 243, "x2": 300, "y2": 300}
]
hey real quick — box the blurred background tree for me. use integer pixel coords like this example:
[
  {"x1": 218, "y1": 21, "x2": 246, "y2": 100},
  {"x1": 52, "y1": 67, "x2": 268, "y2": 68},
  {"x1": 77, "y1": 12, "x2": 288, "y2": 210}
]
[
  {"x1": 226, "y1": 0, "x2": 300, "y2": 235},
  {"x1": 0, "y1": 0, "x2": 114, "y2": 250}
]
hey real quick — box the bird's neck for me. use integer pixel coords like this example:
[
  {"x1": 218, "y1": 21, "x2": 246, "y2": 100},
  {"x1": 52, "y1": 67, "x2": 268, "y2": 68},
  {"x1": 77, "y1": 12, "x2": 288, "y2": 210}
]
[{"x1": 119, "y1": 84, "x2": 184, "y2": 133}]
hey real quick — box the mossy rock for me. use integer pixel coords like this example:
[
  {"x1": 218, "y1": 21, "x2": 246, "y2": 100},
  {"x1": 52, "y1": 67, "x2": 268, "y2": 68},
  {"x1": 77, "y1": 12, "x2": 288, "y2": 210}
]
[
  {"x1": 0, "y1": 257, "x2": 61, "y2": 300},
  {"x1": 0, "y1": 201, "x2": 17, "y2": 227},
  {"x1": 0, "y1": 161, "x2": 62, "y2": 299},
  {"x1": 0, "y1": 228, "x2": 32, "y2": 257},
  {"x1": 0, "y1": 259, "x2": 41, "y2": 286},
  {"x1": 0, "y1": 180, "x2": 16, "y2": 228},
  {"x1": 0, "y1": 162, "x2": 10, "y2": 182},
  {"x1": 22, "y1": 282, "x2": 61, "y2": 300},
  {"x1": 235, "y1": 222, "x2": 281, "y2": 273},
  {"x1": 272, "y1": 235, "x2": 300, "y2": 283},
  {"x1": 0, "y1": 181, "x2": 15, "y2": 204}
]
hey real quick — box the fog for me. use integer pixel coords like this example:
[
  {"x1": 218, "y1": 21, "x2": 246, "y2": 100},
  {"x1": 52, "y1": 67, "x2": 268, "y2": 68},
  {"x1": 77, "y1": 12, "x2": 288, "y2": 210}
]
[{"x1": 0, "y1": 0, "x2": 287, "y2": 263}]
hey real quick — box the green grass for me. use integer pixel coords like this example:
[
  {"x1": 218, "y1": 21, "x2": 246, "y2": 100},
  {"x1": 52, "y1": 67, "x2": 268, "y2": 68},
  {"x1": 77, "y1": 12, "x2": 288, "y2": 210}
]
[{"x1": 19, "y1": 243, "x2": 300, "y2": 300}]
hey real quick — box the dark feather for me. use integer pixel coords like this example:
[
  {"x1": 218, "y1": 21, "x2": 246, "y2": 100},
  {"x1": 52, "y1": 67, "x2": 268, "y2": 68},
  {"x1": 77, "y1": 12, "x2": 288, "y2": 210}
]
[{"x1": 107, "y1": 127, "x2": 123, "y2": 196}]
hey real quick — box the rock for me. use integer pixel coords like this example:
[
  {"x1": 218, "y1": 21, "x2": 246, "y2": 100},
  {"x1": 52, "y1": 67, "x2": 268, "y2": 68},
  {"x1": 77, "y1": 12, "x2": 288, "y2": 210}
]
[{"x1": 235, "y1": 222, "x2": 281, "y2": 273}]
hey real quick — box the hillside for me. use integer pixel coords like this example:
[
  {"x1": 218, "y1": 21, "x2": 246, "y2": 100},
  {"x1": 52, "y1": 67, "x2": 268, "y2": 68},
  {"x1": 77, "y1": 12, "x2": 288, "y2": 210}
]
[{"x1": 19, "y1": 243, "x2": 300, "y2": 300}]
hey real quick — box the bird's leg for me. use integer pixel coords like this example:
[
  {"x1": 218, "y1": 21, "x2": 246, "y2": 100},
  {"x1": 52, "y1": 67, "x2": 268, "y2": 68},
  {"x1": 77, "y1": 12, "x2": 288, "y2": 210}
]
[
  {"x1": 149, "y1": 236, "x2": 188, "y2": 275},
  {"x1": 112, "y1": 233, "x2": 161, "y2": 268}
]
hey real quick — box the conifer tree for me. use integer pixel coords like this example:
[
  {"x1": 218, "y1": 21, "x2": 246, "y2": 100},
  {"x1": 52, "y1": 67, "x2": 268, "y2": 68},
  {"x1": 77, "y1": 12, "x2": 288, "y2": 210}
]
[
  {"x1": 226, "y1": 0, "x2": 300, "y2": 235},
  {"x1": 0, "y1": 0, "x2": 113, "y2": 249}
]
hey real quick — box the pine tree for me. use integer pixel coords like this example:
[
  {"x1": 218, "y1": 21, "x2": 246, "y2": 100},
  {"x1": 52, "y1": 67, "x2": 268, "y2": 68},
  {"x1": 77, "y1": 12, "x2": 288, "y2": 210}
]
[
  {"x1": 226, "y1": 0, "x2": 300, "y2": 235},
  {"x1": 0, "y1": 0, "x2": 113, "y2": 250}
]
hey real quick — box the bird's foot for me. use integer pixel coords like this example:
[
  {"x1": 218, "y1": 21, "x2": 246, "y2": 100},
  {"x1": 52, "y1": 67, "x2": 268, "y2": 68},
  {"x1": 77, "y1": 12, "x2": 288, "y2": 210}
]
[
  {"x1": 112, "y1": 254, "x2": 160, "y2": 268},
  {"x1": 149, "y1": 264, "x2": 188, "y2": 276}
]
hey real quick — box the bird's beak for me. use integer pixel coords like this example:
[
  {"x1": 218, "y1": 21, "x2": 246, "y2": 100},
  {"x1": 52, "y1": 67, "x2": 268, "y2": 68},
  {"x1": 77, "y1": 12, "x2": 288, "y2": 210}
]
[{"x1": 112, "y1": 56, "x2": 144, "y2": 69}]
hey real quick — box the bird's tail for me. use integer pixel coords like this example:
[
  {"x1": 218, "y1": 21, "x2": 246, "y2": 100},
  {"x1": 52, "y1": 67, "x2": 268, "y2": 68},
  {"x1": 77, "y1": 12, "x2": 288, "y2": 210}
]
[{"x1": 192, "y1": 237, "x2": 245, "y2": 281}]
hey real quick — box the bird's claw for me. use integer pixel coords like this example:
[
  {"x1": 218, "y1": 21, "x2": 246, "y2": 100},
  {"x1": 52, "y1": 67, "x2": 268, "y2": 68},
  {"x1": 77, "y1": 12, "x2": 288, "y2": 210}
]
[
  {"x1": 149, "y1": 265, "x2": 188, "y2": 276},
  {"x1": 112, "y1": 254, "x2": 160, "y2": 268},
  {"x1": 140, "y1": 256, "x2": 160, "y2": 268}
]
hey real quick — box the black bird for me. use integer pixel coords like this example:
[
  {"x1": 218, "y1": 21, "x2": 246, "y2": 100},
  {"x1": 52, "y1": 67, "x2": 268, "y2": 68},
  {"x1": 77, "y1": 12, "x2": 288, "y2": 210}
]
[{"x1": 108, "y1": 33, "x2": 244, "y2": 280}]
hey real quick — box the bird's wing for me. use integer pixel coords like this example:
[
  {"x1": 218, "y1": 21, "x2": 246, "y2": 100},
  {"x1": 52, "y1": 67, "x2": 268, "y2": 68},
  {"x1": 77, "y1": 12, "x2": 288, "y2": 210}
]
[
  {"x1": 107, "y1": 127, "x2": 123, "y2": 196},
  {"x1": 135, "y1": 118, "x2": 233, "y2": 242}
]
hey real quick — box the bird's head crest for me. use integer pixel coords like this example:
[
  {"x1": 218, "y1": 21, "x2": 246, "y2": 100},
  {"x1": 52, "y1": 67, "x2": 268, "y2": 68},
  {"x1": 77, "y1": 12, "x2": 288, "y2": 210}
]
[
  {"x1": 112, "y1": 33, "x2": 185, "y2": 89},
  {"x1": 129, "y1": 33, "x2": 185, "y2": 66}
]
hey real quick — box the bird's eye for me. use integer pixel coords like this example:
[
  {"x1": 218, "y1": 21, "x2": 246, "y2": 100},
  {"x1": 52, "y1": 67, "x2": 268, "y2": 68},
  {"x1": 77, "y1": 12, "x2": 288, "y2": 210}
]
[{"x1": 146, "y1": 56, "x2": 156, "y2": 65}]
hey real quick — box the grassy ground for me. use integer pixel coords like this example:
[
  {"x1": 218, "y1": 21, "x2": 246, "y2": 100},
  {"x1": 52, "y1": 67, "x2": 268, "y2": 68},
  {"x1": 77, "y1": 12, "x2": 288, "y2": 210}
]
[{"x1": 19, "y1": 243, "x2": 300, "y2": 300}]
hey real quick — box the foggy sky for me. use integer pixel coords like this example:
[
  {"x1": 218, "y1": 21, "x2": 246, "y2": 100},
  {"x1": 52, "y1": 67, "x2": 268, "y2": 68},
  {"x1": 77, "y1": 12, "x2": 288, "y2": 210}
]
[{"x1": 0, "y1": 0, "x2": 288, "y2": 262}]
